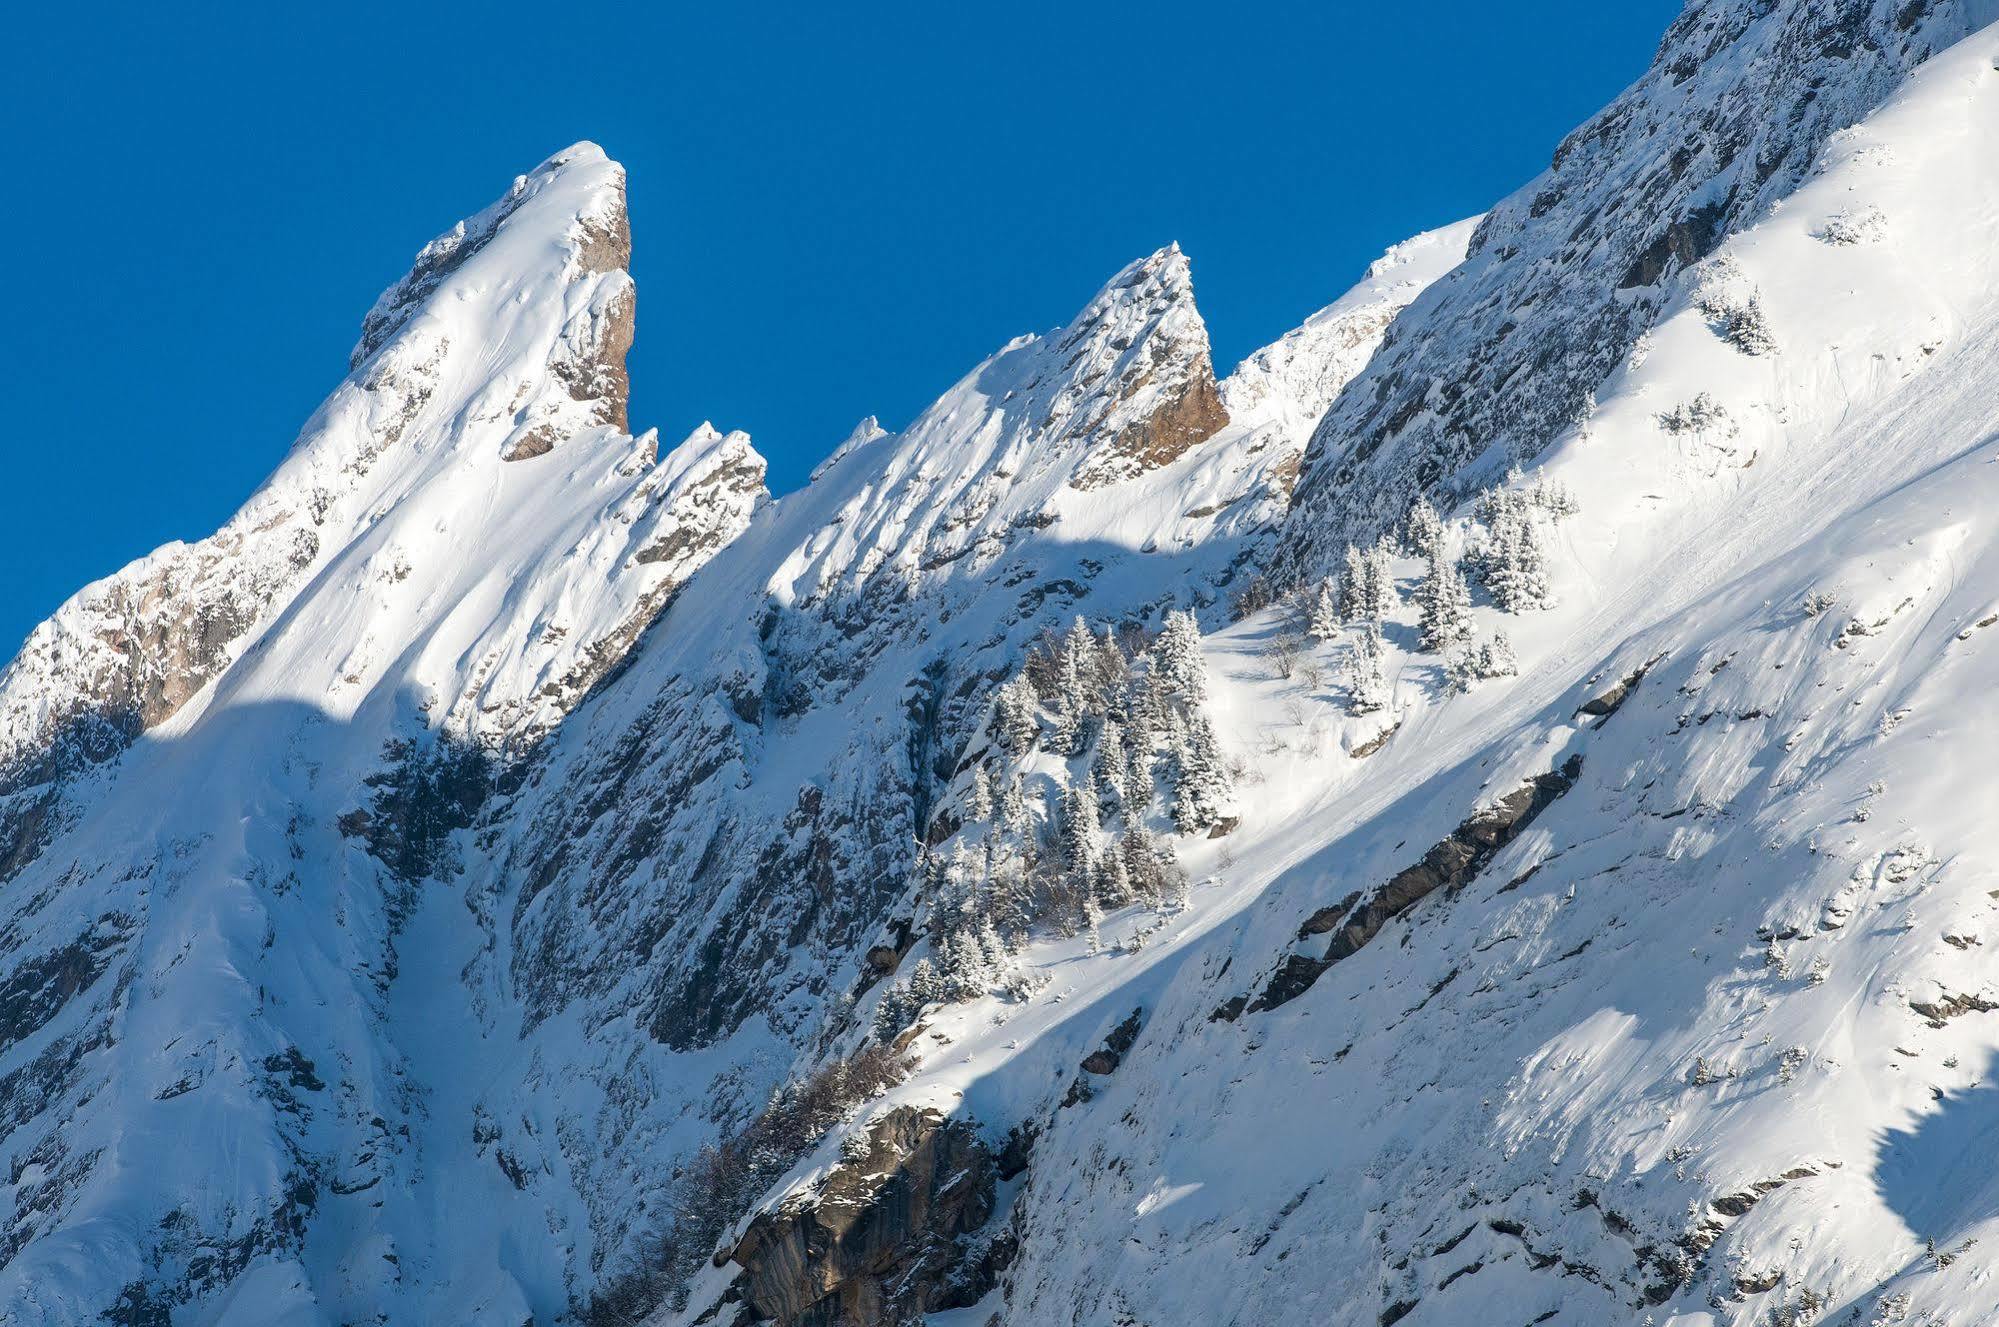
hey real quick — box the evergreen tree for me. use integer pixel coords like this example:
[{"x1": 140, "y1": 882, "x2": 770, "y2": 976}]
[
  {"x1": 873, "y1": 982, "x2": 914, "y2": 1040},
  {"x1": 1063, "y1": 616, "x2": 1097, "y2": 678},
  {"x1": 1059, "y1": 779, "x2": 1103, "y2": 893},
  {"x1": 1123, "y1": 727, "x2": 1156, "y2": 820},
  {"x1": 1479, "y1": 631, "x2": 1519, "y2": 678},
  {"x1": 1050, "y1": 686, "x2": 1080, "y2": 758},
  {"x1": 1343, "y1": 622, "x2": 1391, "y2": 715},
  {"x1": 1339, "y1": 543, "x2": 1371, "y2": 619},
  {"x1": 995, "y1": 675, "x2": 1039, "y2": 752},
  {"x1": 1366, "y1": 537, "x2": 1400, "y2": 619},
  {"x1": 1121, "y1": 825, "x2": 1163, "y2": 904},
  {"x1": 1443, "y1": 646, "x2": 1482, "y2": 695},
  {"x1": 1484, "y1": 508, "x2": 1554, "y2": 612},
  {"x1": 965, "y1": 764, "x2": 994, "y2": 822},
  {"x1": 988, "y1": 852, "x2": 1032, "y2": 936},
  {"x1": 1168, "y1": 711, "x2": 1232, "y2": 835},
  {"x1": 1306, "y1": 577, "x2": 1341, "y2": 642},
  {"x1": 976, "y1": 918, "x2": 1010, "y2": 971},
  {"x1": 1081, "y1": 889, "x2": 1103, "y2": 955},
  {"x1": 1152, "y1": 610, "x2": 1207, "y2": 703},
  {"x1": 1405, "y1": 495, "x2": 1445, "y2": 564},
  {"x1": 907, "y1": 957, "x2": 942, "y2": 1008},
  {"x1": 1093, "y1": 628, "x2": 1130, "y2": 719},
  {"x1": 1052, "y1": 617, "x2": 1098, "y2": 754},
  {"x1": 1000, "y1": 777, "x2": 1035, "y2": 863},
  {"x1": 1098, "y1": 846, "x2": 1132, "y2": 908},
  {"x1": 1417, "y1": 553, "x2": 1476, "y2": 654},
  {"x1": 1092, "y1": 719, "x2": 1128, "y2": 812}
]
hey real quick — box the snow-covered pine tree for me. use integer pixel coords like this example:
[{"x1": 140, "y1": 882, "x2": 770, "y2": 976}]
[
  {"x1": 1049, "y1": 693, "x2": 1079, "y2": 759},
  {"x1": 873, "y1": 982, "x2": 915, "y2": 1040},
  {"x1": 1343, "y1": 622, "x2": 1391, "y2": 715},
  {"x1": 1000, "y1": 776, "x2": 1035, "y2": 862},
  {"x1": 1059, "y1": 617, "x2": 1101, "y2": 752},
  {"x1": 1127, "y1": 666, "x2": 1167, "y2": 735},
  {"x1": 1339, "y1": 543, "x2": 1371, "y2": 619},
  {"x1": 976, "y1": 918, "x2": 1009, "y2": 971},
  {"x1": 1417, "y1": 553, "x2": 1475, "y2": 654},
  {"x1": 1484, "y1": 507, "x2": 1554, "y2": 612},
  {"x1": 1092, "y1": 718, "x2": 1128, "y2": 813},
  {"x1": 1059, "y1": 779, "x2": 1103, "y2": 897},
  {"x1": 1123, "y1": 725, "x2": 1156, "y2": 820},
  {"x1": 1531, "y1": 475, "x2": 1580, "y2": 518},
  {"x1": 1443, "y1": 646, "x2": 1482, "y2": 695},
  {"x1": 1152, "y1": 609, "x2": 1207, "y2": 703},
  {"x1": 907, "y1": 957, "x2": 943, "y2": 1009},
  {"x1": 987, "y1": 851, "x2": 1032, "y2": 936},
  {"x1": 1306, "y1": 577, "x2": 1341, "y2": 642},
  {"x1": 995, "y1": 674, "x2": 1039, "y2": 752},
  {"x1": 1093, "y1": 627, "x2": 1130, "y2": 720},
  {"x1": 935, "y1": 930, "x2": 988, "y2": 1001},
  {"x1": 1366, "y1": 537, "x2": 1400, "y2": 619},
  {"x1": 965, "y1": 763, "x2": 994, "y2": 821},
  {"x1": 1479, "y1": 630, "x2": 1518, "y2": 678},
  {"x1": 1121, "y1": 825, "x2": 1164, "y2": 904},
  {"x1": 1081, "y1": 889, "x2": 1103, "y2": 955},
  {"x1": 1168, "y1": 711, "x2": 1232, "y2": 835},
  {"x1": 1098, "y1": 846, "x2": 1132, "y2": 908},
  {"x1": 1404, "y1": 495, "x2": 1445, "y2": 564}
]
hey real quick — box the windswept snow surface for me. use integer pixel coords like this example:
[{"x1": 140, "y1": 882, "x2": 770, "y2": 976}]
[
  {"x1": 729, "y1": 23, "x2": 1999, "y2": 1327},
  {"x1": 0, "y1": 125, "x2": 1462, "y2": 1321},
  {"x1": 8, "y1": 7, "x2": 1999, "y2": 1327}
]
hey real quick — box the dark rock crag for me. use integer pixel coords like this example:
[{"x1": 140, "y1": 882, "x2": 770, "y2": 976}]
[{"x1": 729, "y1": 1107, "x2": 997, "y2": 1326}]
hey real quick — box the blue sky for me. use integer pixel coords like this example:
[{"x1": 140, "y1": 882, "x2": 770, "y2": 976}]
[{"x1": 0, "y1": 2, "x2": 1679, "y2": 655}]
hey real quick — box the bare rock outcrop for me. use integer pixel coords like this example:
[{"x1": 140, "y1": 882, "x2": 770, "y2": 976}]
[{"x1": 729, "y1": 1107, "x2": 996, "y2": 1326}]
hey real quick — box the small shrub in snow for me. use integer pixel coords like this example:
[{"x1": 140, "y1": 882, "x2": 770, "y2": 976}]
[
  {"x1": 1229, "y1": 573, "x2": 1276, "y2": 620},
  {"x1": 1686, "y1": 1055, "x2": 1734, "y2": 1087},
  {"x1": 1813, "y1": 205, "x2": 1886, "y2": 246},
  {"x1": 1800, "y1": 590, "x2": 1836, "y2": 618},
  {"x1": 1658, "y1": 393, "x2": 1733, "y2": 436},
  {"x1": 1266, "y1": 631, "x2": 1306, "y2": 679},
  {"x1": 1444, "y1": 631, "x2": 1517, "y2": 693},
  {"x1": 1695, "y1": 261, "x2": 1777, "y2": 356}
]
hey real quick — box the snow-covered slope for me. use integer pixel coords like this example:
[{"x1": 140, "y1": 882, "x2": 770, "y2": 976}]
[
  {"x1": 0, "y1": 129, "x2": 1455, "y2": 1323},
  {"x1": 0, "y1": 143, "x2": 771, "y2": 1325},
  {"x1": 7, "y1": 4, "x2": 1999, "y2": 1325}
]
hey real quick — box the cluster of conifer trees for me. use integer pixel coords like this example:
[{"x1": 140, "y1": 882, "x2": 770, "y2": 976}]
[
  {"x1": 873, "y1": 612, "x2": 1222, "y2": 1036},
  {"x1": 1300, "y1": 474, "x2": 1576, "y2": 712}
]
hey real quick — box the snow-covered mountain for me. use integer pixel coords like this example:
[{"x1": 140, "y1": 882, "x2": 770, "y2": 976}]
[{"x1": 6, "y1": 3, "x2": 1999, "y2": 1325}]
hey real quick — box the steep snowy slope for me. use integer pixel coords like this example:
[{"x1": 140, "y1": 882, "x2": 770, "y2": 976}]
[
  {"x1": 1284, "y1": 0, "x2": 1999, "y2": 560},
  {"x1": 0, "y1": 144, "x2": 771, "y2": 1325},
  {"x1": 7, "y1": 2, "x2": 1999, "y2": 1324},
  {"x1": 717, "y1": 18, "x2": 1999, "y2": 1327},
  {"x1": 0, "y1": 133, "x2": 1461, "y2": 1321}
]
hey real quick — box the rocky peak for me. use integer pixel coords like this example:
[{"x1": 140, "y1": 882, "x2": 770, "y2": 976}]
[
  {"x1": 1282, "y1": 0, "x2": 1987, "y2": 566},
  {"x1": 1058, "y1": 243, "x2": 1230, "y2": 489},
  {"x1": 0, "y1": 142, "x2": 696, "y2": 804}
]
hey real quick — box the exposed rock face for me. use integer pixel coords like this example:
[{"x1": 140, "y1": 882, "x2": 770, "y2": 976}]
[
  {"x1": 0, "y1": 143, "x2": 654, "y2": 799},
  {"x1": 1281, "y1": 0, "x2": 1986, "y2": 566},
  {"x1": 1247, "y1": 753, "x2": 1585, "y2": 1014},
  {"x1": 1065, "y1": 246, "x2": 1229, "y2": 489},
  {"x1": 729, "y1": 1107, "x2": 996, "y2": 1326}
]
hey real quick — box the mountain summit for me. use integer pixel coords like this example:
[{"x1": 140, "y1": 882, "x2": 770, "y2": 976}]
[{"x1": 7, "y1": 8, "x2": 1999, "y2": 1326}]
